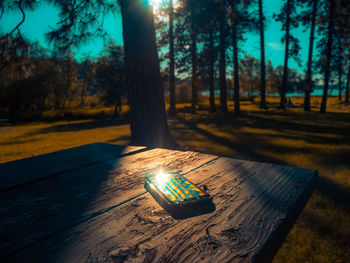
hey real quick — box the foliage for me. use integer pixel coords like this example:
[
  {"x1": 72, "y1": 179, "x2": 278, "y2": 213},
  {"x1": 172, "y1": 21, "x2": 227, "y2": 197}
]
[
  {"x1": 95, "y1": 41, "x2": 126, "y2": 115},
  {"x1": 274, "y1": 0, "x2": 302, "y2": 66},
  {"x1": 239, "y1": 55, "x2": 260, "y2": 99},
  {"x1": 0, "y1": 35, "x2": 128, "y2": 118}
]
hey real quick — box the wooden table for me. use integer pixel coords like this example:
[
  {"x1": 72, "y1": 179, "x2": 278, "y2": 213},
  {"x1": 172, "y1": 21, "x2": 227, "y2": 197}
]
[{"x1": 0, "y1": 143, "x2": 317, "y2": 263}]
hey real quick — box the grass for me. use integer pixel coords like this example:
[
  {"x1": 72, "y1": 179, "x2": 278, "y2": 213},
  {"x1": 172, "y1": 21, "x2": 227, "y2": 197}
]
[{"x1": 1, "y1": 96, "x2": 349, "y2": 262}]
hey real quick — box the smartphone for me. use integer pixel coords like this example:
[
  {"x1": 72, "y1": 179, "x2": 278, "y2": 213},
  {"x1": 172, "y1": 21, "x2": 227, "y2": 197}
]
[{"x1": 144, "y1": 171, "x2": 213, "y2": 216}]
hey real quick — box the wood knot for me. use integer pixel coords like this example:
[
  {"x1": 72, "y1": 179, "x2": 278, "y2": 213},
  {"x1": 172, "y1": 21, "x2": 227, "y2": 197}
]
[
  {"x1": 109, "y1": 247, "x2": 131, "y2": 263},
  {"x1": 220, "y1": 227, "x2": 250, "y2": 248}
]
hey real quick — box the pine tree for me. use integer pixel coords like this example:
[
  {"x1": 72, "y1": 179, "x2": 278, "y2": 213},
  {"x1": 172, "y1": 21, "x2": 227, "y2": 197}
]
[
  {"x1": 45, "y1": 0, "x2": 176, "y2": 145},
  {"x1": 274, "y1": 0, "x2": 301, "y2": 109},
  {"x1": 320, "y1": 0, "x2": 336, "y2": 113},
  {"x1": 168, "y1": 0, "x2": 177, "y2": 116},
  {"x1": 299, "y1": 0, "x2": 319, "y2": 111},
  {"x1": 119, "y1": 0, "x2": 174, "y2": 145},
  {"x1": 229, "y1": 0, "x2": 257, "y2": 113},
  {"x1": 201, "y1": 0, "x2": 219, "y2": 112},
  {"x1": 258, "y1": 0, "x2": 267, "y2": 109},
  {"x1": 218, "y1": 1, "x2": 229, "y2": 112}
]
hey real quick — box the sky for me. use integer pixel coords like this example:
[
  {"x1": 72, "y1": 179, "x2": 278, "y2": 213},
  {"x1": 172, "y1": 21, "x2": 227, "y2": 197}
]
[{"x1": 0, "y1": 0, "x2": 311, "y2": 73}]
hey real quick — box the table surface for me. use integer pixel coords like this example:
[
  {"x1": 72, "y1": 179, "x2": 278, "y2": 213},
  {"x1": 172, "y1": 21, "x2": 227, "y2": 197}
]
[{"x1": 0, "y1": 143, "x2": 317, "y2": 263}]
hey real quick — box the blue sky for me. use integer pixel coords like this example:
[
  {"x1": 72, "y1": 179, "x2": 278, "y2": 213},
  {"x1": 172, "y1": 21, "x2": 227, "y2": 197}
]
[{"x1": 0, "y1": 0, "x2": 311, "y2": 73}]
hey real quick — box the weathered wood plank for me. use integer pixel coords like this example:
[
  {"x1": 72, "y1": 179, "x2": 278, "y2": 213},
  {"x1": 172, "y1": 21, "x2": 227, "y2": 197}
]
[
  {"x1": 0, "y1": 143, "x2": 145, "y2": 192},
  {"x1": 0, "y1": 148, "x2": 217, "y2": 261},
  {"x1": 5, "y1": 157, "x2": 316, "y2": 263}
]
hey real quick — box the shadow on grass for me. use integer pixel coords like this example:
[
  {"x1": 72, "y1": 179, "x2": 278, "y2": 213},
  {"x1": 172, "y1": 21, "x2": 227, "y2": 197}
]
[
  {"x1": 107, "y1": 135, "x2": 131, "y2": 144},
  {"x1": 175, "y1": 110, "x2": 350, "y2": 165},
  {"x1": 174, "y1": 112, "x2": 350, "y2": 211},
  {"x1": 317, "y1": 176, "x2": 350, "y2": 211},
  {"x1": 0, "y1": 137, "x2": 38, "y2": 146},
  {"x1": 20, "y1": 118, "x2": 129, "y2": 138}
]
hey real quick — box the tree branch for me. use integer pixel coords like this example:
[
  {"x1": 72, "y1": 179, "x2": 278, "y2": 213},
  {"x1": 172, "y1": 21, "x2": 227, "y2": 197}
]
[{"x1": 9, "y1": 0, "x2": 25, "y2": 36}]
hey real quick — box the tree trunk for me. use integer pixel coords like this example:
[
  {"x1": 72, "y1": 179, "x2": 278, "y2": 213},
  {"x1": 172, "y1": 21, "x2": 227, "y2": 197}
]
[
  {"x1": 304, "y1": 0, "x2": 317, "y2": 111},
  {"x1": 80, "y1": 83, "x2": 86, "y2": 106},
  {"x1": 219, "y1": 7, "x2": 227, "y2": 112},
  {"x1": 346, "y1": 62, "x2": 350, "y2": 103},
  {"x1": 190, "y1": 2, "x2": 197, "y2": 114},
  {"x1": 281, "y1": 0, "x2": 291, "y2": 109},
  {"x1": 337, "y1": 37, "x2": 343, "y2": 101},
  {"x1": 258, "y1": 0, "x2": 266, "y2": 109},
  {"x1": 168, "y1": 0, "x2": 176, "y2": 116},
  {"x1": 209, "y1": 27, "x2": 216, "y2": 113},
  {"x1": 232, "y1": 22, "x2": 240, "y2": 113},
  {"x1": 119, "y1": 0, "x2": 174, "y2": 147},
  {"x1": 338, "y1": 65, "x2": 342, "y2": 101},
  {"x1": 320, "y1": 0, "x2": 336, "y2": 113}
]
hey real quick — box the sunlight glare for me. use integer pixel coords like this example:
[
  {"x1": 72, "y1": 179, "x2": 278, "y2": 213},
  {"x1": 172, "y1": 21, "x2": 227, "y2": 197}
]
[
  {"x1": 156, "y1": 169, "x2": 170, "y2": 186},
  {"x1": 150, "y1": 0, "x2": 162, "y2": 6},
  {"x1": 150, "y1": 0, "x2": 162, "y2": 14},
  {"x1": 150, "y1": 0, "x2": 178, "y2": 14}
]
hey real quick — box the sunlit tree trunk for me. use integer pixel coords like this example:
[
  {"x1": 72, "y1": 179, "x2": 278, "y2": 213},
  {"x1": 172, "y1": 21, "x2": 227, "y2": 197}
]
[
  {"x1": 119, "y1": 0, "x2": 174, "y2": 147},
  {"x1": 304, "y1": 0, "x2": 318, "y2": 111},
  {"x1": 281, "y1": 0, "x2": 291, "y2": 109},
  {"x1": 320, "y1": 0, "x2": 336, "y2": 113},
  {"x1": 168, "y1": 0, "x2": 176, "y2": 116},
  {"x1": 258, "y1": 0, "x2": 266, "y2": 109},
  {"x1": 209, "y1": 27, "x2": 216, "y2": 112},
  {"x1": 219, "y1": 6, "x2": 227, "y2": 112}
]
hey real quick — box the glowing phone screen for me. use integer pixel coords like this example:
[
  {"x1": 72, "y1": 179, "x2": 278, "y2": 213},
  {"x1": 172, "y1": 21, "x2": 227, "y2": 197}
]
[{"x1": 146, "y1": 173, "x2": 208, "y2": 203}]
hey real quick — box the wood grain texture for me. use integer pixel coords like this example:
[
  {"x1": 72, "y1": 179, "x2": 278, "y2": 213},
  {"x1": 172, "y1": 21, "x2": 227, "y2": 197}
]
[
  {"x1": 2, "y1": 153, "x2": 316, "y2": 263},
  {"x1": 0, "y1": 146, "x2": 217, "y2": 261},
  {"x1": 0, "y1": 143, "x2": 145, "y2": 192}
]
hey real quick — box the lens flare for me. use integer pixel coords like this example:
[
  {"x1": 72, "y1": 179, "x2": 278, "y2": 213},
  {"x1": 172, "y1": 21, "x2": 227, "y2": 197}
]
[
  {"x1": 150, "y1": 0, "x2": 162, "y2": 6},
  {"x1": 156, "y1": 169, "x2": 170, "y2": 186}
]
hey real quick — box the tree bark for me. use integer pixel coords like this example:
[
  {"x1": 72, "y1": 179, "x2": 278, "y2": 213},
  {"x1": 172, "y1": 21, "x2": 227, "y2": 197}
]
[
  {"x1": 258, "y1": 0, "x2": 266, "y2": 109},
  {"x1": 119, "y1": 0, "x2": 174, "y2": 147},
  {"x1": 338, "y1": 64, "x2": 342, "y2": 101},
  {"x1": 346, "y1": 62, "x2": 350, "y2": 103},
  {"x1": 281, "y1": 0, "x2": 291, "y2": 110},
  {"x1": 209, "y1": 27, "x2": 216, "y2": 113},
  {"x1": 320, "y1": 0, "x2": 336, "y2": 113},
  {"x1": 232, "y1": 22, "x2": 240, "y2": 113},
  {"x1": 190, "y1": 1, "x2": 198, "y2": 114},
  {"x1": 168, "y1": 0, "x2": 176, "y2": 116},
  {"x1": 219, "y1": 6, "x2": 227, "y2": 112},
  {"x1": 80, "y1": 83, "x2": 86, "y2": 106},
  {"x1": 304, "y1": 0, "x2": 318, "y2": 111}
]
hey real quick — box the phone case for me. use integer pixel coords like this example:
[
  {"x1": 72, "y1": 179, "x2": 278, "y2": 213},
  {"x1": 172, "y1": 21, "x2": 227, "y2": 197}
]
[{"x1": 144, "y1": 172, "x2": 212, "y2": 214}]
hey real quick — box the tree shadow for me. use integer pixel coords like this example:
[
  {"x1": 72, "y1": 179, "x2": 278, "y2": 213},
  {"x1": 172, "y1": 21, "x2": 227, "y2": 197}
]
[
  {"x1": 41, "y1": 119, "x2": 128, "y2": 133},
  {"x1": 173, "y1": 112, "x2": 350, "y2": 260},
  {"x1": 19, "y1": 118, "x2": 129, "y2": 138},
  {"x1": 107, "y1": 135, "x2": 131, "y2": 144},
  {"x1": 0, "y1": 143, "x2": 146, "y2": 262},
  {"x1": 0, "y1": 137, "x2": 38, "y2": 146},
  {"x1": 174, "y1": 113, "x2": 350, "y2": 211},
  {"x1": 316, "y1": 176, "x2": 350, "y2": 212}
]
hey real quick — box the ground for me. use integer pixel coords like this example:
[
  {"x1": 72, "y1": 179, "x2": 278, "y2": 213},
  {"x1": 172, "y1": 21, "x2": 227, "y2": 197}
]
[{"x1": 1, "y1": 96, "x2": 349, "y2": 262}]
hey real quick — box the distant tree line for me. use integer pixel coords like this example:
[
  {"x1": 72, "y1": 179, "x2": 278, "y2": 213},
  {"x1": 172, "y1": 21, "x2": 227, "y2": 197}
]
[{"x1": 0, "y1": 37, "x2": 126, "y2": 117}]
